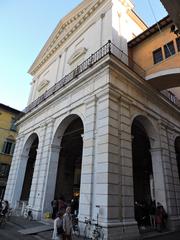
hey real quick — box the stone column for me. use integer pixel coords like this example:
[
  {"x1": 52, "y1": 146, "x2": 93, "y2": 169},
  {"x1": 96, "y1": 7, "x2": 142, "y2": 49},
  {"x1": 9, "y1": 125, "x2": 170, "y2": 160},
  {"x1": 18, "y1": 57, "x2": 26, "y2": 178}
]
[
  {"x1": 29, "y1": 119, "x2": 55, "y2": 219},
  {"x1": 95, "y1": 90, "x2": 121, "y2": 225},
  {"x1": 4, "y1": 135, "x2": 26, "y2": 207},
  {"x1": 160, "y1": 124, "x2": 180, "y2": 228},
  {"x1": 78, "y1": 95, "x2": 97, "y2": 221},
  {"x1": 28, "y1": 123, "x2": 48, "y2": 208},
  {"x1": 150, "y1": 148, "x2": 167, "y2": 208},
  {"x1": 42, "y1": 144, "x2": 61, "y2": 214},
  {"x1": 119, "y1": 97, "x2": 138, "y2": 236}
]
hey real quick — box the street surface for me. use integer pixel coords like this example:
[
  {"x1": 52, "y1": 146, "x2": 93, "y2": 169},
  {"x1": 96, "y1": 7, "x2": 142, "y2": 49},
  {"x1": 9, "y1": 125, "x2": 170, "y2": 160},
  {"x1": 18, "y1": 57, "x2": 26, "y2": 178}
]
[
  {"x1": 0, "y1": 221, "x2": 45, "y2": 239},
  {"x1": 0, "y1": 216, "x2": 179, "y2": 240}
]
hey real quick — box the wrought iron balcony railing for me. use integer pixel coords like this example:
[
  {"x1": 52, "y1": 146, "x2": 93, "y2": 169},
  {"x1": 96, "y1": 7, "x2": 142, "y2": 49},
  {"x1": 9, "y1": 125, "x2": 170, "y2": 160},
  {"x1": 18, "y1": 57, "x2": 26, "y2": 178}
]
[{"x1": 24, "y1": 41, "x2": 179, "y2": 114}]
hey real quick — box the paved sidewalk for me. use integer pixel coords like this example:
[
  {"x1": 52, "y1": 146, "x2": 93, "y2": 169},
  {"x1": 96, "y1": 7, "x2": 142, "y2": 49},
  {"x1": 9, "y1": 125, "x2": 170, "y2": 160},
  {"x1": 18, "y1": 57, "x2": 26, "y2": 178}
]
[
  {"x1": 9, "y1": 216, "x2": 82, "y2": 239},
  {"x1": 9, "y1": 216, "x2": 53, "y2": 239},
  {"x1": 6, "y1": 216, "x2": 180, "y2": 240}
]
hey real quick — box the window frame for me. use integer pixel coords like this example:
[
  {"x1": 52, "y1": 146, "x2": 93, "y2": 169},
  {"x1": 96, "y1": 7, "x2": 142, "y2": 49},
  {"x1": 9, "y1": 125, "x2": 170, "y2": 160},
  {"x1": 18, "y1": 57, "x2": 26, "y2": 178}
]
[
  {"x1": 164, "y1": 41, "x2": 175, "y2": 58},
  {"x1": 153, "y1": 47, "x2": 163, "y2": 64},
  {"x1": 2, "y1": 139, "x2": 15, "y2": 155}
]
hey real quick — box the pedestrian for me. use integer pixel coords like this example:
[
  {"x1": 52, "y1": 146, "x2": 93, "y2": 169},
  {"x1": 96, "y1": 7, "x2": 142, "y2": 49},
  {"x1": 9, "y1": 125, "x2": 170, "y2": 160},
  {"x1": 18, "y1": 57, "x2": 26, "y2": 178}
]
[
  {"x1": 58, "y1": 196, "x2": 66, "y2": 215},
  {"x1": 51, "y1": 199, "x2": 58, "y2": 219},
  {"x1": 149, "y1": 200, "x2": 156, "y2": 229},
  {"x1": 155, "y1": 202, "x2": 167, "y2": 232},
  {"x1": 63, "y1": 207, "x2": 73, "y2": 240},
  {"x1": 52, "y1": 211, "x2": 64, "y2": 240}
]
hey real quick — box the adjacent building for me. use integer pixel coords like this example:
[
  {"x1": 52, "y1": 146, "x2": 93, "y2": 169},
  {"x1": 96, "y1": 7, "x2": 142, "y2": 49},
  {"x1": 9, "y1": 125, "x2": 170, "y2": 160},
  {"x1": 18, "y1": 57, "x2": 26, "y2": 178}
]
[
  {"x1": 4, "y1": 0, "x2": 180, "y2": 239},
  {"x1": 160, "y1": 0, "x2": 180, "y2": 31},
  {"x1": 0, "y1": 103, "x2": 21, "y2": 199}
]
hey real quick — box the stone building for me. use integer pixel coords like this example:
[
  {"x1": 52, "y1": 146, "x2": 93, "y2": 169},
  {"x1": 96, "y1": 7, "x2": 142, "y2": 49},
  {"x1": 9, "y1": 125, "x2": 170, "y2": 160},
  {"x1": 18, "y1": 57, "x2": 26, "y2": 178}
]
[
  {"x1": 0, "y1": 103, "x2": 21, "y2": 199},
  {"x1": 4, "y1": 0, "x2": 180, "y2": 239}
]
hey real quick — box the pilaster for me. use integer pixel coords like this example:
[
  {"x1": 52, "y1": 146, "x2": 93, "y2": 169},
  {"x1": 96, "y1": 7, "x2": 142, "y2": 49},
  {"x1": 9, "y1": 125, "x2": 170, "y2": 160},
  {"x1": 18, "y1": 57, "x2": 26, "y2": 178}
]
[
  {"x1": 4, "y1": 135, "x2": 25, "y2": 207},
  {"x1": 159, "y1": 123, "x2": 180, "y2": 228},
  {"x1": 119, "y1": 97, "x2": 135, "y2": 223},
  {"x1": 29, "y1": 119, "x2": 55, "y2": 219},
  {"x1": 79, "y1": 95, "x2": 97, "y2": 221}
]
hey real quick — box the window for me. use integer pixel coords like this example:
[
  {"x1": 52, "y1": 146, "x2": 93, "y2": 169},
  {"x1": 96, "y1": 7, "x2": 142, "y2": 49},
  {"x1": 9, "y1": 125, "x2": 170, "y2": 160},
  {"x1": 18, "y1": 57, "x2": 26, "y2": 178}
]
[
  {"x1": 168, "y1": 91, "x2": 176, "y2": 103},
  {"x1": 176, "y1": 37, "x2": 180, "y2": 52},
  {"x1": 153, "y1": 48, "x2": 163, "y2": 64},
  {"x1": 0, "y1": 164, "x2": 10, "y2": 178},
  {"x1": 164, "y1": 41, "x2": 175, "y2": 58},
  {"x1": 2, "y1": 139, "x2": 15, "y2": 155},
  {"x1": 10, "y1": 117, "x2": 17, "y2": 131}
]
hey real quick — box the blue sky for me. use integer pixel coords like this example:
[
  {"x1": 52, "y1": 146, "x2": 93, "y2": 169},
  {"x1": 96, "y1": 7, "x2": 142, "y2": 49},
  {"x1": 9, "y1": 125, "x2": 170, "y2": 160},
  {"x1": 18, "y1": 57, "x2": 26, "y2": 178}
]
[{"x1": 0, "y1": 0, "x2": 167, "y2": 111}]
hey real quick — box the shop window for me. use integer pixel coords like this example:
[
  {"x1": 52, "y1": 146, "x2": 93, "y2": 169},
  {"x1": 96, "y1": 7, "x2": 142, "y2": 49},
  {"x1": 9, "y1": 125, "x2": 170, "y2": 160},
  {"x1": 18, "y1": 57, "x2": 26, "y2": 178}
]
[
  {"x1": 176, "y1": 37, "x2": 180, "y2": 52},
  {"x1": 153, "y1": 48, "x2": 163, "y2": 64},
  {"x1": 2, "y1": 139, "x2": 15, "y2": 155},
  {"x1": 164, "y1": 41, "x2": 175, "y2": 58}
]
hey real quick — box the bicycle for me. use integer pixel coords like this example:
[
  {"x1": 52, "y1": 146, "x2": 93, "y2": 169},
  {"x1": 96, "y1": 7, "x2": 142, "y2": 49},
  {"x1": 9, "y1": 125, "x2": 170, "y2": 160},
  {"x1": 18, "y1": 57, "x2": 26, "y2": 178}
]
[
  {"x1": 71, "y1": 214, "x2": 80, "y2": 239},
  {"x1": 84, "y1": 217, "x2": 92, "y2": 239},
  {"x1": 84, "y1": 205, "x2": 104, "y2": 240},
  {"x1": 23, "y1": 205, "x2": 33, "y2": 221},
  {"x1": 91, "y1": 205, "x2": 104, "y2": 240}
]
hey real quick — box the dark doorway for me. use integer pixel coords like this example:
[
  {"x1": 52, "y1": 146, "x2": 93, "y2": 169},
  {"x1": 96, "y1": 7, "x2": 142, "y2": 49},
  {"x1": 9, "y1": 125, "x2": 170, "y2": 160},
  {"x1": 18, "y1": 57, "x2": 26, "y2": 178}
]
[
  {"x1": 55, "y1": 118, "x2": 84, "y2": 207},
  {"x1": 20, "y1": 136, "x2": 39, "y2": 201},
  {"x1": 175, "y1": 137, "x2": 180, "y2": 180},
  {"x1": 132, "y1": 119, "x2": 154, "y2": 228}
]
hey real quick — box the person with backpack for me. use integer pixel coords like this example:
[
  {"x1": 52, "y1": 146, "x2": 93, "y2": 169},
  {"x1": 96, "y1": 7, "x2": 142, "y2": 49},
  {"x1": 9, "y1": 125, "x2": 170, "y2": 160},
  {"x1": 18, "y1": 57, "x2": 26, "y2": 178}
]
[{"x1": 52, "y1": 211, "x2": 64, "y2": 240}]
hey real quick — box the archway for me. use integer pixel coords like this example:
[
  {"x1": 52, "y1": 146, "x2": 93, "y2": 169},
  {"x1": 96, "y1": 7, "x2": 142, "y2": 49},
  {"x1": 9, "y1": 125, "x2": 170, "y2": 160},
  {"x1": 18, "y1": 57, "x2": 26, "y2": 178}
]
[
  {"x1": 54, "y1": 116, "x2": 84, "y2": 213},
  {"x1": 131, "y1": 116, "x2": 155, "y2": 229},
  {"x1": 175, "y1": 136, "x2": 180, "y2": 180},
  {"x1": 20, "y1": 134, "x2": 39, "y2": 201}
]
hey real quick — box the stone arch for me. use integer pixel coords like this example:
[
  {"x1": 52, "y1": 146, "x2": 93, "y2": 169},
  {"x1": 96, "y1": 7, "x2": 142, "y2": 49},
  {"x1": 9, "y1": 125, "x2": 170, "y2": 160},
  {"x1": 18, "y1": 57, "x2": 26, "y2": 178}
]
[
  {"x1": 131, "y1": 114, "x2": 159, "y2": 148},
  {"x1": 52, "y1": 113, "x2": 84, "y2": 147},
  {"x1": 22, "y1": 132, "x2": 39, "y2": 156},
  {"x1": 20, "y1": 133, "x2": 39, "y2": 202},
  {"x1": 43, "y1": 114, "x2": 84, "y2": 215},
  {"x1": 131, "y1": 115, "x2": 159, "y2": 228}
]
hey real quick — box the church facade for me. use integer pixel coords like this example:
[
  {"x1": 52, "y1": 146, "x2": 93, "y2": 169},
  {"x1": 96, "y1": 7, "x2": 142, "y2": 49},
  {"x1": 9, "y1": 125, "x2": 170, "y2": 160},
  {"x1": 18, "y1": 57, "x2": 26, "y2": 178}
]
[{"x1": 5, "y1": 0, "x2": 180, "y2": 239}]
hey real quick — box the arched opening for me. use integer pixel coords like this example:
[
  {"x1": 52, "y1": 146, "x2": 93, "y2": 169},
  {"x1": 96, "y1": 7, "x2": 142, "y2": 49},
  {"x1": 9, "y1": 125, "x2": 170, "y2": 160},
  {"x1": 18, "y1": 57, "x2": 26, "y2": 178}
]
[
  {"x1": 132, "y1": 117, "x2": 154, "y2": 229},
  {"x1": 20, "y1": 135, "x2": 39, "y2": 201},
  {"x1": 175, "y1": 136, "x2": 180, "y2": 180},
  {"x1": 54, "y1": 117, "x2": 84, "y2": 214}
]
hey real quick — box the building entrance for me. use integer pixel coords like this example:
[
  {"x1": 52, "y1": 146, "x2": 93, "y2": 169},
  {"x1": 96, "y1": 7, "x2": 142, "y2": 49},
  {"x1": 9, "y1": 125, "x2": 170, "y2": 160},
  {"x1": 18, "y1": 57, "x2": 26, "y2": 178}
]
[
  {"x1": 55, "y1": 117, "x2": 84, "y2": 214},
  {"x1": 132, "y1": 118, "x2": 154, "y2": 229},
  {"x1": 20, "y1": 136, "x2": 39, "y2": 201}
]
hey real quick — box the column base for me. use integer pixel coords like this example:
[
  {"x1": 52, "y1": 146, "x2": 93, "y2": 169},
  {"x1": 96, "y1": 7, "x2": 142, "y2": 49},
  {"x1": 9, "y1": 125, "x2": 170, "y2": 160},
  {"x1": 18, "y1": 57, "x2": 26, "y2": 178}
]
[
  {"x1": 79, "y1": 219, "x2": 140, "y2": 240},
  {"x1": 168, "y1": 216, "x2": 180, "y2": 231}
]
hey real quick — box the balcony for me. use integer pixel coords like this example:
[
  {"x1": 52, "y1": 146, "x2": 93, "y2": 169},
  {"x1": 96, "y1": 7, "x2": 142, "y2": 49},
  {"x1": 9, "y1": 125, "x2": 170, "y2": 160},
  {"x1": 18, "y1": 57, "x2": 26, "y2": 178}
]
[{"x1": 24, "y1": 41, "x2": 180, "y2": 114}]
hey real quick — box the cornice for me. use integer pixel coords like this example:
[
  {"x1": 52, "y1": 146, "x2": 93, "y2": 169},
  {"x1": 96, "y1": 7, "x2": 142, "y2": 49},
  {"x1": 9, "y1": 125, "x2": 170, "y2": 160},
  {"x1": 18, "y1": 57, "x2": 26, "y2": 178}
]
[{"x1": 29, "y1": 0, "x2": 105, "y2": 76}]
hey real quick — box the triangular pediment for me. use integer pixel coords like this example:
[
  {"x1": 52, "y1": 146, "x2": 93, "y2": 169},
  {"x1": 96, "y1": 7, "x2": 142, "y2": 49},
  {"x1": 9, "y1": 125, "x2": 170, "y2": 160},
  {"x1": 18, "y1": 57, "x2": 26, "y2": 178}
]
[{"x1": 29, "y1": 0, "x2": 106, "y2": 75}]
